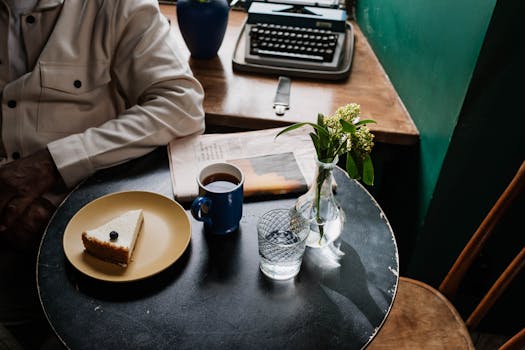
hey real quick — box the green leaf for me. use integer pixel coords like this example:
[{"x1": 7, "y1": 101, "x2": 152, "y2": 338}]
[
  {"x1": 318, "y1": 129, "x2": 330, "y2": 151},
  {"x1": 275, "y1": 122, "x2": 329, "y2": 140},
  {"x1": 355, "y1": 119, "x2": 376, "y2": 126},
  {"x1": 340, "y1": 119, "x2": 356, "y2": 133},
  {"x1": 313, "y1": 124, "x2": 330, "y2": 140},
  {"x1": 332, "y1": 135, "x2": 349, "y2": 158},
  {"x1": 309, "y1": 132, "x2": 320, "y2": 155},
  {"x1": 362, "y1": 154, "x2": 374, "y2": 186},
  {"x1": 317, "y1": 113, "x2": 325, "y2": 129},
  {"x1": 275, "y1": 123, "x2": 309, "y2": 138},
  {"x1": 309, "y1": 132, "x2": 319, "y2": 144},
  {"x1": 346, "y1": 154, "x2": 359, "y2": 179}
]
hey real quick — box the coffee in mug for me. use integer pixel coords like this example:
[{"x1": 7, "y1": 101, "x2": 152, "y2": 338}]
[
  {"x1": 202, "y1": 173, "x2": 240, "y2": 192},
  {"x1": 191, "y1": 163, "x2": 244, "y2": 235}
]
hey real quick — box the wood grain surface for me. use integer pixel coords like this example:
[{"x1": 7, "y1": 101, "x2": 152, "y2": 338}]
[{"x1": 161, "y1": 6, "x2": 419, "y2": 145}]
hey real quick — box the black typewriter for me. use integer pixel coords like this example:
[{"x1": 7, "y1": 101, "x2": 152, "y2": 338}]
[{"x1": 233, "y1": 1, "x2": 354, "y2": 80}]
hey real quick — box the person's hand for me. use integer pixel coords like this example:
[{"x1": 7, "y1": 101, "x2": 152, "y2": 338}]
[
  {"x1": 3, "y1": 197, "x2": 56, "y2": 253},
  {"x1": 0, "y1": 149, "x2": 62, "y2": 233}
]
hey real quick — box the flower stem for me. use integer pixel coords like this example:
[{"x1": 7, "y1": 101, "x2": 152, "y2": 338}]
[
  {"x1": 315, "y1": 166, "x2": 327, "y2": 245},
  {"x1": 331, "y1": 135, "x2": 348, "y2": 159}
]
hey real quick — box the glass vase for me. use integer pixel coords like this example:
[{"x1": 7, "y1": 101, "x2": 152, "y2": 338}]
[{"x1": 295, "y1": 156, "x2": 344, "y2": 248}]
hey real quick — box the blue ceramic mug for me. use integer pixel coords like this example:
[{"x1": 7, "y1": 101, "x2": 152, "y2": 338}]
[{"x1": 191, "y1": 163, "x2": 244, "y2": 234}]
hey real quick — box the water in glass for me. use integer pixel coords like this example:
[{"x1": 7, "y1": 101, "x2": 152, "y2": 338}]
[{"x1": 257, "y1": 209, "x2": 308, "y2": 280}]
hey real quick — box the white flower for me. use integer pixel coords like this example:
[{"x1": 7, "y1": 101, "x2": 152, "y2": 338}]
[
  {"x1": 353, "y1": 126, "x2": 375, "y2": 159},
  {"x1": 333, "y1": 103, "x2": 360, "y2": 123},
  {"x1": 323, "y1": 114, "x2": 342, "y2": 132}
]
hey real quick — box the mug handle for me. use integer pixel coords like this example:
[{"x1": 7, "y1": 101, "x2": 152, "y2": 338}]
[{"x1": 191, "y1": 196, "x2": 213, "y2": 226}]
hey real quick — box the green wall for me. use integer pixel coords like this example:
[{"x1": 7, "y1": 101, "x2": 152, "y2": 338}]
[
  {"x1": 355, "y1": 0, "x2": 525, "y2": 333},
  {"x1": 356, "y1": 0, "x2": 496, "y2": 221},
  {"x1": 406, "y1": 0, "x2": 525, "y2": 333}
]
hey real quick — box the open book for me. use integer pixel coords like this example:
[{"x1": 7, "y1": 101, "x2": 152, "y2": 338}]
[{"x1": 167, "y1": 127, "x2": 318, "y2": 203}]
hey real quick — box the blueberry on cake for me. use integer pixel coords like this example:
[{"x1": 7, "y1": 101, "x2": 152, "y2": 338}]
[{"x1": 81, "y1": 209, "x2": 144, "y2": 266}]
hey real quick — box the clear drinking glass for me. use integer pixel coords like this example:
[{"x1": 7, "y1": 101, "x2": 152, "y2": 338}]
[{"x1": 257, "y1": 208, "x2": 309, "y2": 280}]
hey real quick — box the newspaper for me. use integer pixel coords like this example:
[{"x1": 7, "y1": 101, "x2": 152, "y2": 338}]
[{"x1": 167, "y1": 127, "x2": 318, "y2": 203}]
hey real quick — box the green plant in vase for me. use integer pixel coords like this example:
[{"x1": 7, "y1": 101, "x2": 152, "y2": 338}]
[{"x1": 276, "y1": 103, "x2": 375, "y2": 246}]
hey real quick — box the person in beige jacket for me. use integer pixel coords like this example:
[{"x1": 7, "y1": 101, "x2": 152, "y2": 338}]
[{"x1": 0, "y1": 0, "x2": 205, "y2": 348}]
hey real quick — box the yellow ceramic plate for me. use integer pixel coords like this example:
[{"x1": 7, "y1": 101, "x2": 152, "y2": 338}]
[{"x1": 63, "y1": 191, "x2": 191, "y2": 282}]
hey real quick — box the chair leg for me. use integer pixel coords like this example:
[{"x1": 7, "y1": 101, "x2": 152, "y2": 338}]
[{"x1": 499, "y1": 327, "x2": 525, "y2": 350}]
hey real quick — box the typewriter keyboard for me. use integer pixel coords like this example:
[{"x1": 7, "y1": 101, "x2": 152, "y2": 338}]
[{"x1": 248, "y1": 23, "x2": 341, "y2": 63}]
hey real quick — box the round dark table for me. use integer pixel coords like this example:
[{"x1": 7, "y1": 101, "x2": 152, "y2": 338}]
[{"x1": 37, "y1": 147, "x2": 398, "y2": 350}]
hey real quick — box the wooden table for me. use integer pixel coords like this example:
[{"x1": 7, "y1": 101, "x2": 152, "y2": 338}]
[
  {"x1": 37, "y1": 147, "x2": 399, "y2": 349},
  {"x1": 161, "y1": 6, "x2": 419, "y2": 146}
]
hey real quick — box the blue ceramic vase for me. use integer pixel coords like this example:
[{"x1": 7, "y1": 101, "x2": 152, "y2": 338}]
[{"x1": 176, "y1": 0, "x2": 229, "y2": 59}]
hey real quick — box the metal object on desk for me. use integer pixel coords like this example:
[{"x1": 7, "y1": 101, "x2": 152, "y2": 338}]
[
  {"x1": 229, "y1": 0, "x2": 246, "y2": 10},
  {"x1": 273, "y1": 76, "x2": 291, "y2": 116}
]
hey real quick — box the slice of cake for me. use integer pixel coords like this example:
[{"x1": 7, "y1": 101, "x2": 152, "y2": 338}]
[{"x1": 81, "y1": 209, "x2": 144, "y2": 266}]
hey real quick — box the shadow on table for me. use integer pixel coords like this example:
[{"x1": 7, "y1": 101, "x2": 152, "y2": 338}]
[
  {"x1": 302, "y1": 240, "x2": 386, "y2": 341},
  {"x1": 64, "y1": 242, "x2": 192, "y2": 301},
  {"x1": 198, "y1": 226, "x2": 243, "y2": 284}
]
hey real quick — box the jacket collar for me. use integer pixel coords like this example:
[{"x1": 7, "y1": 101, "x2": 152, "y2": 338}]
[{"x1": 35, "y1": 0, "x2": 63, "y2": 11}]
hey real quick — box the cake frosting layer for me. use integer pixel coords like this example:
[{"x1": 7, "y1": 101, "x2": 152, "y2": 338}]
[{"x1": 81, "y1": 209, "x2": 144, "y2": 266}]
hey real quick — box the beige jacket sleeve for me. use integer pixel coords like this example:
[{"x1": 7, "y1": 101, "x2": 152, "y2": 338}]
[{"x1": 47, "y1": 0, "x2": 205, "y2": 189}]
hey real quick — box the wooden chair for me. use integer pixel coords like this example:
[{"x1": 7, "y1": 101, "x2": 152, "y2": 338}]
[{"x1": 368, "y1": 161, "x2": 525, "y2": 350}]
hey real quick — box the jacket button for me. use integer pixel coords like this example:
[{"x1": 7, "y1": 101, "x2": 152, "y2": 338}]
[
  {"x1": 12, "y1": 152, "x2": 21, "y2": 160},
  {"x1": 7, "y1": 100, "x2": 16, "y2": 108},
  {"x1": 26, "y1": 15, "x2": 36, "y2": 24},
  {"x1": 74, "y1": 80, "x2": 82, "y2": 88}
]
